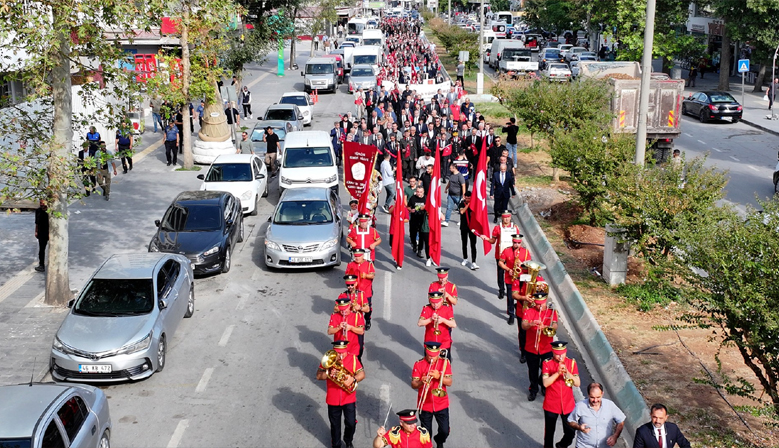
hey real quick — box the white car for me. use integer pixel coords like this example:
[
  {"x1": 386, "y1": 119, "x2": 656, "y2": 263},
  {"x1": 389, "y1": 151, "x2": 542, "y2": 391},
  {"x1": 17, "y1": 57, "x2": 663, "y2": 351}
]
[
  {"x1": 559, "y1": 44, "x2": 574, "y2": 59},
  {"x1": 279, "y1": 92, "x2": 314, "y2": 126},
  {"x1": 544, "y1": 63, "x2": 572, "y2": 82},
  {"x1": 197, "y1": 154, "x2": 268, "y2": 215}
]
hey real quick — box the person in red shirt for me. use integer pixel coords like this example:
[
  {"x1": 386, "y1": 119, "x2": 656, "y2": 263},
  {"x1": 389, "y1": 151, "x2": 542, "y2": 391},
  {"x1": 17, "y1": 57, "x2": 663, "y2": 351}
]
[
  {"x1": 347, "y1": 214, "x2": 382, "y2": 262},
  {"x1": 412, "y1": 342, "x2": 453, "y2": 448},
  {"x1": 542, "y1": 341, "x2": 580, "y2": 448},
  {"x1": 513, "y1": 275, "x2": 547, "y2": 364},
  {"x1": 427, "y1": 267, "x2": 458, "y2": 306},
  {"x1": 345, "y1": 248, "x2": 376, "y2": 330},
  {"x1": 497, "y1": 233, "x2": 532, "y2": 325},
  {"x1": 316, "y1": 340, "x2": 365, "y2": 448},
  {"x1": 337, "y1": 274, "x2": 370, "y2": 315},
  {"x1": 522, "y1": 292, "x2": 558, "y2": 402},
  {"x1": 373, "y1": 409, "x2": 433, "y2": 448},
  {"x1": 417, "y1": 292, "x2": 456, "y2": 359},
  {"x1": 328, "y1": 297, "x2": 365, "y2": 362},
  {"x1": 481, "y1": 210, "x2": 520, "y2": 301}
]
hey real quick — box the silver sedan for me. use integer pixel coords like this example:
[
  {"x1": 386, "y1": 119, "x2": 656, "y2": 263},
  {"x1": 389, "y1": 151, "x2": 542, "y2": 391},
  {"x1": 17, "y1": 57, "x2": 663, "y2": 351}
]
[
  {"x1": 348, "y1": 64, "x2": 377, "y2": 93},
  {"x1": 50, "y1": 253, "x2": 194, "y2": 382}
]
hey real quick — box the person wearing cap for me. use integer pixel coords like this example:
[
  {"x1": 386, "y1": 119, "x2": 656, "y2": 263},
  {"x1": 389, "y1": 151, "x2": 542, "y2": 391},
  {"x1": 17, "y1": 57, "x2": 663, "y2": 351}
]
[
  {"x1": 482, "y1": 210, "x2": 520, "y2": 301},
  {"x1": 542, "y1": 341, "x2": 580, "y2": 448},
  {"x1": 347, "y1": 213, "x2": 382, "y2": 262},
  {"x1": 337, "y1": 274, "x2": 370, "y2": 315},
  {"x1": 412, "y1": 342, "x2": 453, "y2": 448},
  {"x1": 374, "y1": 409, "x2": 432, "y2": 448},
  {"x1": 428, "y1": 267, "x2": 458, "y2": 307},
  {"x1": 418, "y1": 292, "x2": 455, "y2": 357},
  {"x1": 497, "y1": 233, "x2": 532, "y2": 326},
  {"x1": 345, "y1": 248, "x2": 376, "y2": 330},
  {"x1": 328, "y1": 296, "x2": 365, "y2": 361},
  {"x1": 522, "y1": 292, "x2": 558, "y2": 401},
  {"x1": 317, "y1": 340, "x2": 365, "y2": 448},
  {"x1": 513, "y1": 273, "x2": 546, "y2": 364}
]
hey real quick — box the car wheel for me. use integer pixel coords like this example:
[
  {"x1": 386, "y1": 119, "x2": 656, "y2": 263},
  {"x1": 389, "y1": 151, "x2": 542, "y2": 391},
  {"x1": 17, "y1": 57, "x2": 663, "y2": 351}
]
[
  {"x1": 99, "y1": 431, "x2": 110, "y2": 448},
  {"x1": 732, "y1": 117, "x2": 740, "y2": 124},
  {"x1": 222, "y1": 246, "x2": 232, "y2": 273},
  {"x1": 250, "y1": 195, "x2": 258, "y2": 216},
  {"x1": 262, "y1": 179, "x2": 269, "y2": 197},
  {"x1": 681, "y1": 103, "x2": 687, "y2": 116},
  {"x1": 699, "y1": 110, "x2": 707, "y2": 123},
  {"x1": 237, "y1": 220, "x2": 244, "y2": 242},
  {"x1": 184, "y1": 286, "x2": 194, "y2": 318},
  {"x1": 156, "y1": 336, "x2": 166, "y2": 372}
]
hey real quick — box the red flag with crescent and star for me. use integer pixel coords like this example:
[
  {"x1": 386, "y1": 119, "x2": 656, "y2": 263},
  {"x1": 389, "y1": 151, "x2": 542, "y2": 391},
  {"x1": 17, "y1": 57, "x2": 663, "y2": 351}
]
[
  {"x1": 469, "y1": 134, "x2": 492, "y2": 255},
  {"x1": 426, "y1": 141, "x2": 442, "y2": 265}
]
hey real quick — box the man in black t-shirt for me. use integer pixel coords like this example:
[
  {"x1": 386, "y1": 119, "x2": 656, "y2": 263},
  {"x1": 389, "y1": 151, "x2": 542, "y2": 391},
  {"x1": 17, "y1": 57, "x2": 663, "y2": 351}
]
[
  {"x1": 263, "y1": 127, "x2": 280, "y2": 176},
  {"x1": 458, "y1": 192, "x2": 478, "y2": 270},
  {"x1": 34, "y1": 199, "x2": 49, "y2": 272},
  {"x1": 502, "y1": 118, "x2": 519, "y2": 166}
]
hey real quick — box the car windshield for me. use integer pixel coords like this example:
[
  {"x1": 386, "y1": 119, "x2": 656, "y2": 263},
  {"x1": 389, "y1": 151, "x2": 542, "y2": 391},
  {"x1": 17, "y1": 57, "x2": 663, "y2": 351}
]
[
  {"x1": 280, "y1": 96, "x2": 308, "y2": 107},
  {"x1": 274, "y1": 200, "x2": 333, "y2": 224},
  {"x1": 710, "y1": 93, "x2": 736, "y2": 103},
  {"x1": 352, "y1": 67, "x2": 374, "y2": 77},
  {"x1": 161, "y1": 204, "x2": 222, "y2": 232},
  {"x1": 363, "y1": 38, "x2": 381, "y2": 46},
  {"x1": 306, "y1": 64, "x2": 334, "y2": 74},
  {"x1": 503, "y1": 49, "x2": 531, "y2": 60},
  {"x1": 0, "y1": 440, "x2": 32, "y2": 448},
  {"x1": 265, "y1": 109, "x2": 295, "y2": 121},
  {"x1": 74, "y1": 278, "x2": 154, "y2": 316},
  {"x1": 205, "y1": 163, "x2": 252, "y2": 182},
  {"x1": 341, "y1": 42, "x2": 355, "y2": 48},
  {"x1": 348, "y1": 23, "x2": 365, "y2": 35},
  {"x1": 283, "y1": 146, "x2": 333, "y2": 168},
  {"x1": 544, "y1": 50, "x2": 560, "y2": 57},
  {"x1": 252, "y1": 127, "x2": 286, "y2": 141},
  {"x1": 353, "y1": 55, "x2": 377, "y2": 65}
]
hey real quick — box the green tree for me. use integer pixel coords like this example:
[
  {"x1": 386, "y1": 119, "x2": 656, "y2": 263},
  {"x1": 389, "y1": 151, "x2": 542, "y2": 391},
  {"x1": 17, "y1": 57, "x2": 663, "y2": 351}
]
[
  {"x1": 523, "y1": 0, "x2": 588, "y2": 34},
  {"x1": 672, "y1": 199, "x2": 779, "y2": 413}
]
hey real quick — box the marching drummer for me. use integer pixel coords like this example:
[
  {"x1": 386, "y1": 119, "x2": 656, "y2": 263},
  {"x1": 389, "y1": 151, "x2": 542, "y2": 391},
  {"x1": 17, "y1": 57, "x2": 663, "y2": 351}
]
[{"x1": 374, "y1": 409, "x2": 433, "y2": 448}]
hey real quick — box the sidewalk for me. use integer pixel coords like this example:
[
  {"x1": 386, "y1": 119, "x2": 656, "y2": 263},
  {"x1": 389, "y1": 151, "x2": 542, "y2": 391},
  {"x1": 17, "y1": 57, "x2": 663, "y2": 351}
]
[{"x1": 680, "y1": 67, "x2": 779, "y2": 136}]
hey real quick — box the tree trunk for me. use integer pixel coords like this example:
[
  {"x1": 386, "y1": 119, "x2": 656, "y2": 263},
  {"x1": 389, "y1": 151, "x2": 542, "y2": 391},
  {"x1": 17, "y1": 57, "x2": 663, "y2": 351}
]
[
  {"x1": 552, "y1": 167, "x2": 559, "y2": 182},
  {"x1": 181, "y1": 6, "x2": 193, "y2": 169},
  {"x1": 46, "y1": 8, "x2": 73, "y2": 306},
  {"x1": 310, "y1": 32, "x2": 315, "y2": 57},
  {"x1": 754, "y1": 60, "x2": 767, "y2": 93},
  {"x1": 289, "y1": 36, "x2": 297, "y2": 69},
  {"x1": 717, "y1": 25, "x2": 731, "y2": 91}
]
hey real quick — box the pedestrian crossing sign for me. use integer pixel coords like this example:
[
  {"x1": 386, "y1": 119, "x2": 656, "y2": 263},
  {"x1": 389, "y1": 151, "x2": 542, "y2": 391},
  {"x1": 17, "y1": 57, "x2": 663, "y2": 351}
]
[{"x1": 738, "y1": 59, "x2": 750, "y2": 73}]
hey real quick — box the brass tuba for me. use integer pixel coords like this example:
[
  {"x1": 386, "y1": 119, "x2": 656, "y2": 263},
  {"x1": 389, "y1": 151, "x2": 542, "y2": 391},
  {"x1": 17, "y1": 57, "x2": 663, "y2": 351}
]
[
  {"x1": 321, "y1": 350, "x2": 357, "y2": 393},
  {"x1": 523, "y1": 260, "x2": 547, "y2": 296}
]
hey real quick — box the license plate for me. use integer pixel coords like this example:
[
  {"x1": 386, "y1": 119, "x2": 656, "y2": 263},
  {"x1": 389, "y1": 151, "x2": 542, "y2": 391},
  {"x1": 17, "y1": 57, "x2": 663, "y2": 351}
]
[
  {"x1": 78, "y1": 364, "x2": 112, "y2": 373},
  {"x1": 288, "y1": 257, "x2": 313, "y2": 263}
]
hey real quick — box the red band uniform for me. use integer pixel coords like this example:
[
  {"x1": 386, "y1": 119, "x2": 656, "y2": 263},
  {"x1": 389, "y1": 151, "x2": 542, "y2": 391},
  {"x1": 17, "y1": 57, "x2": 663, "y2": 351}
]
[
  {"x1": 418, "y1": 292, "x2": 455, "y2": 358},
  {"x1": 522, "y1": 293, "x2": 557, "y2": 401},
  {"x1": 346, "y1": 248, "x2": 376, "y2": 329},
  {"x1": 488, "y1": 210, "x2": 519, "y2": 300},
  {"x1": 317, "y1": 340, "x2": 365, "y2": 448},
  {"x1": 329, "y1": 298, "x2": 365, "y2": 362},
  {"x1": 498, "y1": 233, "x2": 531, "y2": 325},
  {"x1": 541, "y1": 341, "x2": 579, "y2": 448},
  {"x1": 374, "y1": 409, "x2": 433, "y2": 448},
  {"x1": 412, "y1": 342, "x2": 453, "y2": 447}
]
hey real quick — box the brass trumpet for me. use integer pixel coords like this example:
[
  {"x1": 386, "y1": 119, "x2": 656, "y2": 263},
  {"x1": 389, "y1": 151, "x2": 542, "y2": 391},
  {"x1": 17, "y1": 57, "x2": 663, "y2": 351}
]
[
  {"x1": 432, "y1": 351, "x2": 449, "y2": 398},
  {"x1": 433, "y1": 314, "x2": 441, "y2": 335},
  {"x1": 559, "y1": 360, "x2": 576, "y2": 387},
  {"x1": 541, "y1": 304, "x2": 556, "y2": 337}
]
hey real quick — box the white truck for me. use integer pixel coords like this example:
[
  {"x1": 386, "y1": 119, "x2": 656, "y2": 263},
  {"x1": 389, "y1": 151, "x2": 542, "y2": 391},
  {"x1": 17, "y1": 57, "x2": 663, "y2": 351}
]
[
  {"x1": 489, "y1": 39, "x2": 524, "y2": 70},
  {"x1": 499, "y1": 47, "x2": 538, "y2": 74},
  {"x1": 361, "y1": 29, "x2": 384, "y2": 48}
]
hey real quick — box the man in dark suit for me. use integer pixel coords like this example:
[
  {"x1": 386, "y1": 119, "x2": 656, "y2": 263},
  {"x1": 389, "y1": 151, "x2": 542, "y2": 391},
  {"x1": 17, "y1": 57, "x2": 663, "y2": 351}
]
[
  {"x1": 634, "y1": 404, "x2": 691, "y2": 448},
  {"x1": 490, "y1": 163, "x2": 516, "y2": 223}
]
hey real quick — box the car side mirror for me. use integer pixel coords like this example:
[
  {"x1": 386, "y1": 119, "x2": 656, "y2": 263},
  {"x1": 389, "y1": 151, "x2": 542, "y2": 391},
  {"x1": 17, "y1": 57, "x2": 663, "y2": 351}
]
[
  {"x1": 226, "y1": 219, "x2": 234, "y2": 227},
  {"x1": 257, "y1": 173, "x2": 265, "y2": 179},
  {"x1": 298, "y1": 115, "x2": 303, "y2": 120},
  {"x1": 301, "y1": 71, "x2": 304, "y2": 76},
  {"x1": 159, "y1": 299, "x2": 168, "y2": 310},
  {"x1": 155, "y1": 219, "x2": 161, "y2": 227},
  {"x1": 197, "y1": 174, "x2": 205, "y2": 180},
  {"x1": 267, "y1": 216, "x2": 272, "y2": 222},
  {"x1": 67, "y1": 299, "x2": 75, "y2": 308}
]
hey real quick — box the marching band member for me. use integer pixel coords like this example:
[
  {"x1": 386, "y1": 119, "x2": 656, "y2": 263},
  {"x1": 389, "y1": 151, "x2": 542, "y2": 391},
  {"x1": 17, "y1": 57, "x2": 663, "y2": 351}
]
[
  {"x1": 542, "y1": 341, "x2": 580, "y2": 448},
  {"x1": 412, "y1": 342, "x2": 453, "y2": 448},
  {"x1": 347, "y1": 214, "x2": 382, "y2": 262},
  {"x1": 496, "y1": 233, "x2": 531, "y2": 326},
  {"x1": 374, "y1": 409, "x2": 432, "y2": 448},
  {"x1": 427, "y1": 267, "x2": 458, "y2": 306},
  {"x1": 521, "y1": 292, "x2": 558, "y2": 402},
  {"x1": 513, "y1": 274, "x2": 545, "y2": 363},
  {"x1": 328, "y1": 297, "x2": 365, "y2": 362},
  {"x1": 481, "y1": 210, "x2": 520, "y2": 305},
  {"x1": 345, "y1": 249, "x2": 376, "y2": 330},
  {"x1": 418, "y1": 292, "x2": 455, "y2": 360},
  {"x1": 317, "y1": 340, "x2": 365, "y2": 448}
]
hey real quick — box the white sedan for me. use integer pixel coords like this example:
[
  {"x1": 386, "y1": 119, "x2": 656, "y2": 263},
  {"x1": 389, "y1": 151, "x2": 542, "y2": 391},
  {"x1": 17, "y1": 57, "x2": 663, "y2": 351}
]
[
  {"x1": 543, "y1": 63, "x2": 572, "y2": 82},
  {"x1": 279, "y1": 92, "x2": 314, "y2": 126},
  {"x1": 197, "y1": 154, "x2": 269, "y2": 215}
]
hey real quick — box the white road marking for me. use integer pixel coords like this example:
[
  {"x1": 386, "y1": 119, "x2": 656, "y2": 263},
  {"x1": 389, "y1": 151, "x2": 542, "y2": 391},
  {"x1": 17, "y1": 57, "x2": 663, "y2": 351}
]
[
  {"x1": 712, "y1": 147, "x2": 722, "y2": 152},
  {"x1": 697, "y1": 139, "x2": 706, "y2": 145},
  {"x1": 218, "y1": 325, "x2": 235, "y2": 347},
  {"x1": 730, "y1": 156, "x2": 740, "y2": 162},
  {"x1": 235, "y1": 295, "x2": 247, "y2": 311},
  {"x1": 383, "y1": 273, "x2": 391, "y2": 321},
  {"x1": 166, "y1": 419, "x2": 189, "y2": 448},
  {"x1": 195, "y1": 368, "x2": 214, "y2": 392},
  {"x1": 684, "y1": 132, "x2": 693, "y2": 137},
  {"x1": 246, "y1": 71, "x2": 273, "y2": 90},
  {"x1": 380, "y1": 383, "x2": 391, "y2": 416},
  {"x1": 748, "y1": 165, "x2": 759, "y2": 171},
  {"x1": 0, "y1": 268, "x2": 34, "y2": 304}
]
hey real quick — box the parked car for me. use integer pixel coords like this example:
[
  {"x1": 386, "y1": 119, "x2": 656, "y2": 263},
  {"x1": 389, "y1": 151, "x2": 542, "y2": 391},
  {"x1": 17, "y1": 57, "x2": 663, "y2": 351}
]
[
  {"x1": 251, "y1": 120, "x2": 290, "y2": 157},
  {"x1": 565, "y1": 46, "x2": 588, "y2": 62},
  {"x1": 50, "y1": 253, "x2": 194, "y2": 382},
  {"x1": 349, "y1": 64, "x2": 378, "y2": 93},
  {"x1": 264, "y1": 187, "x2": 343, "y2": 269},
  {"x1": 197, "y1": 154, "x2": 268, "y2": 216},
  {"x1": 543, "y1": 63, "x2": 572, "y2": 81},
  {"x1": 539, "y1": 48, "x2": 563, "y2": 70},
  {"x1": 682, "y1": 91, "x2": 743, "y2": 123},
  {"x1": 0, "y1": 383, "x2": 111, "y2": 447},
  {"x1": 263, "y1": 104, "x2": 303, "y2": 132},
  {"x1": 279, "y1": 92, "x2": 314, "y2": 126},
  {"x1": 149, "y1": 191, "x2": 244, "y2": 275}
]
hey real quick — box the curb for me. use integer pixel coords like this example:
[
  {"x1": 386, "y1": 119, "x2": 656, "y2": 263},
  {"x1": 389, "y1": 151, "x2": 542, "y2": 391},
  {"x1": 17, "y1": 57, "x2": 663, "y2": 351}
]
[
  {"x1": 741, "y1": 118, "x2": 779, "y2": 137},
  {"x1": 510, "y1": 197, "x2": 648, "y2": 447}
]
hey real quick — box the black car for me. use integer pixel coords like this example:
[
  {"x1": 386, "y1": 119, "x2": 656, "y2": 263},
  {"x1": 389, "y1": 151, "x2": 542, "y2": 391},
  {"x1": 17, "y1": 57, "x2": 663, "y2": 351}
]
[
  {"x1": 682, "y1": 91, "x2": 743, "y2": 123},
  {"x1": 149, "y1": 191, "x2": 244, "y2": 275}
]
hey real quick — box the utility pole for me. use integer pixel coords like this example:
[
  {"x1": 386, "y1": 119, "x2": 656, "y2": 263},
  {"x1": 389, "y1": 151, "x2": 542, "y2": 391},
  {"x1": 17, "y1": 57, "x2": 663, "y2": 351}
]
[
  {"x1": 477, "y1": 0, "x2": 484, "y2": 94},
  {"x1": 634, "y1": 0, "x2": 656, "y2": 167},
  {"x1": 448, "y1": 0, "x2": 451, "y2": 25}
]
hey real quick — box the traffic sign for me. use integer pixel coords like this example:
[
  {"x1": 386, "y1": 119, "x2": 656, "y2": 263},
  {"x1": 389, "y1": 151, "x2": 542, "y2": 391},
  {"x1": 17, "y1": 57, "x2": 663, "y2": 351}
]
[{"x1": 738, "y1": 59, "x2": 750, "y2": 73}]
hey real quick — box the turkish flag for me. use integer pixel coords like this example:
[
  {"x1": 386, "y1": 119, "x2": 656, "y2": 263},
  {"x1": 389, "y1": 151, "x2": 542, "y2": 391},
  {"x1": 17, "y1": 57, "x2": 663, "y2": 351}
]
[
  {"x1": 469, "y1": 134, "x2": 492, "y2": 255},
  {"x1": 426, "y1": 141, "x2": 442, "y2": 265},
  {"x1": 391, "y1": 158, "x2": 408, "y2": 267}
]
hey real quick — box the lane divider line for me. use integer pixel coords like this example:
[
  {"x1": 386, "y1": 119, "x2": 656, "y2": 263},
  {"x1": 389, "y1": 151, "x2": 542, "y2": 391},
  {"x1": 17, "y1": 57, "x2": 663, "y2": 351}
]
[
  {"x1": 219, "y1": 325, "x2": 235, "y2": 347},
  {"x1": 697, "y1": 139, "x2": 706, "y2": 145},
  {"x1": 730, "y1": 156, "x2": 741, "y2": 162},
  {"x1": 166, "y1": 419, "x2": 189, "y2": 448},
  {"x1": 383, "y1": 272, "x2": 392, "y2": 321},
  {"x1": 195, "y1": 367, "x2": 214, "y2": 392}
]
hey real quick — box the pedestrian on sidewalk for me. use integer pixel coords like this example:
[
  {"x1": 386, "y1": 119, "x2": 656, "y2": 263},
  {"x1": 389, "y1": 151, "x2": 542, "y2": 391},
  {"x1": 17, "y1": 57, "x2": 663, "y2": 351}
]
[
  {"x1": 456, "y1": 60, "x2": 465, "y2": 87},
  {"x1": 95, "y1": 141, "x2": 118, "y2": 201},
  {"x1": 313, "y1": 35, "x2": 319, "y2": 51},
  {"x1": 34, "y1": 199, "x2": 49, "y2": 272},
  {"x1": 164, "y1": 121, "x2": 179, "y2": 166},
  {"x1": 698, "y1": 59, "x2": 706, "y2": 79},
  {"x1": 240, "y1": 86, "x2": 253, "y2": 119},
  {"x1": 115, "y1": 123, "x2": 133, "y2": 174},
  {"x1": 687, "y1": 66, "x2": 697, "y2": 87},
  {"x1": 196, "y1": 100, "x2": 205, "y2": 129},
  {"x1": 150, "y1": 98, "x2": 164, "y2": 133}
]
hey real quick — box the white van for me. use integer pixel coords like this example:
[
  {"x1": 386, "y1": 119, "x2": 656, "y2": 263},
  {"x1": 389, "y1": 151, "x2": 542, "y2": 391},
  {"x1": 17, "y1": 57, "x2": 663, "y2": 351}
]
[
  {"x1": 352, "y1": 45, "x2": 383, "y2": 73},
  {"x1": 362, "y1": 29, "x2": 384, "y2": 47},
  {"x1": 278, "y1": 131, "x2": 338, "y2": 194},
  {"x1": 489, "y1": 39, "x2": 524, "y2": 69}
]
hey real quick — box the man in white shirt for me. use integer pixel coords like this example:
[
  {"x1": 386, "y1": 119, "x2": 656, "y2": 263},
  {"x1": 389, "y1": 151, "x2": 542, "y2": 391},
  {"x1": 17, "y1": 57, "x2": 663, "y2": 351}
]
[{"x1": 379, "y1": 152, "x2": 395, "y2": 213}]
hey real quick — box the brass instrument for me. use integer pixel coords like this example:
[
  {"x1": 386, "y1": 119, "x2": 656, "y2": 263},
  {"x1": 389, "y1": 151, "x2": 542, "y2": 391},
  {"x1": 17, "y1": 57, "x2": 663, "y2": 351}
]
[
  {"x1": 432, "y1": 352, "x2": 449, "y2": 398},
  {"x1": 321, "y1": 350, "x2": 357, "y2": 393},
  {"x1": 541, "y1": 304, "x2": 557, "y2": 337},
  {"x1": 416, "y1": 352, "x2": 439, "y2": 415},
  {"x1": 559, "y1": 360, "x2": 575, "y2": 387},
  {"x1": 433, "y1": 313, "x2": 441, "y2": 335},
  {"x1": 522, "y1": 260, "x2": 547, "y2": 296},
  {"x1": 511, "y1": 249, "x2": 523, "y2": 282}
]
